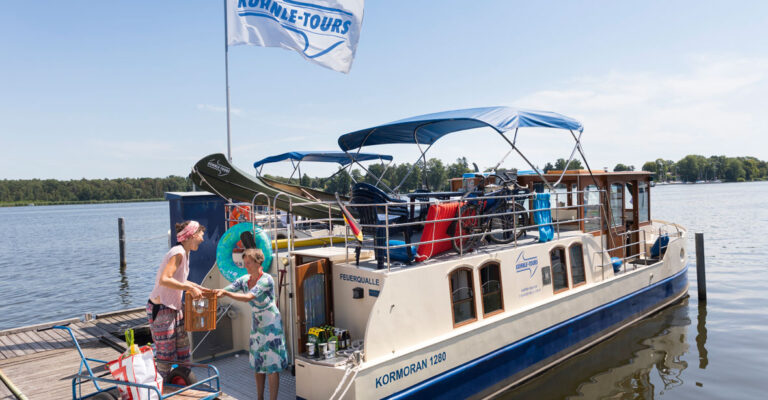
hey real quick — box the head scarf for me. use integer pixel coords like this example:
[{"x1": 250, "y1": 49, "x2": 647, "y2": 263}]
[{"x1": 176, "y1": 221, "x2": 201, "y2": 243}]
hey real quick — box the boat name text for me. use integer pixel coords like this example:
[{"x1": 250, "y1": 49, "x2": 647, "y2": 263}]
[
  {"x1": 339, "y1": 273, "x2": 380, "y2": 286},
  {"x1": 375, "y1": 351, "x2": 446, "y2": 388}
]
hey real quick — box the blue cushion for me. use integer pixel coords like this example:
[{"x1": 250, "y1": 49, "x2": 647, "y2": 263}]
[
  {"x1": 650, "y1": 235, "x2": 669, "y2": 258},
  {"x1": 611, "y1": 257, "x2": 622, "y2": 273},
  {"x1": 533, "y1": 193, "x2": 554, "y2": 242},
  {"x1": 387, "y1": 240, "x2": 416, "y2": 263}
]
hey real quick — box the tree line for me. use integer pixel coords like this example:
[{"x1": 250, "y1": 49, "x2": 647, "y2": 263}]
[
  {"x1": 545, "y1": 155, "x2": 768, "y2": 183},
  {"x1": 640, "y1": 155, "x2": 768, "y2": 183},
  {"x1": 3, "y1": 154, "x2": 765, "y2": 205},
  {"x1": 0, "y1": 176, "x2": 193, "y2": 205}
]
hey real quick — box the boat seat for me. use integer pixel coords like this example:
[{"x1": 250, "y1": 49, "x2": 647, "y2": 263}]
[
  {"x1": 350, "y1": 183, "x2": 413, "y2": 267},
  {"x1": 416, "y1": 202, "x2": 462, "y2": 261}
]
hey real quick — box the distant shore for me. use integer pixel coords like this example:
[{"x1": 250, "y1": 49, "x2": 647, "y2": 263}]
[{"x1": 0, "y1": 198, "x2": 165, "y2": 208}]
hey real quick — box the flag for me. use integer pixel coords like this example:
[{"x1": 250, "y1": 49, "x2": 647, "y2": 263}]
[
  {"x1": 227, "y1": 0, "x2": 365, "y2": 74},
  {"x1": 335, "y1": 192, "x2": 363, "y2": 242}
]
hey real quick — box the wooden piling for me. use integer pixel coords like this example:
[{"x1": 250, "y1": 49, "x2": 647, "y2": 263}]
[
  {"x1": 118, "y1": 217, "x2": 126, "y2": 271},
  {"x1": 695, "y1": 232, "x2": 706, "y2": 302}
]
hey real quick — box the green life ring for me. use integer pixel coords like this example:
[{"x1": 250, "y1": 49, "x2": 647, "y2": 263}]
[{"x1": 216, "y1": 222, "x2": 273, "y2": 283}]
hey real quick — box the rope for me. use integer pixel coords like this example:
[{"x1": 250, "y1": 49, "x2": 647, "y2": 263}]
[{"x1": 329, "y1": 351, "x2": 362, "y2": 400}]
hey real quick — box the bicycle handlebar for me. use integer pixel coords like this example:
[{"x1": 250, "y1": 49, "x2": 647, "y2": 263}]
[{"x1": 37, "y1": 323, "x2": 71, "y2": 332}]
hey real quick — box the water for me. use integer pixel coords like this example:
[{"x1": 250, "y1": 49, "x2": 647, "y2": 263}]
[
  {"x1": 500, "y1": 181, "x2": 768, "y2": 399},
  {"x1": 1, "y1": 184, "x2": 767, "y2": 398},
  {"x1": 0, "y1": 202, "x2": 169, "y2": 330}
]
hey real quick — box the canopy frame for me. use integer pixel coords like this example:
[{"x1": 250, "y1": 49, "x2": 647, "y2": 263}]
[
  {"x1": 336, "y1": 106, "x2": 591, "y2": 193},
  {"x1": 254, "y1": 151, "x2": 394, "y2": 188}
]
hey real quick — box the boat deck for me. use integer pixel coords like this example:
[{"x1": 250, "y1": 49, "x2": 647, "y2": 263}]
[{"x1": 205, "y1": 352, "x2": 297, "y2": 400}]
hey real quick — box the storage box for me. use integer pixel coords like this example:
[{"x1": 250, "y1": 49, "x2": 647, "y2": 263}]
[{"x1": 184, "y1": 291, "x2": 217, "y2": 332}]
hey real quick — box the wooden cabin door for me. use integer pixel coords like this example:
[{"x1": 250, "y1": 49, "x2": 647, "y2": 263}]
[
  {"x1": 295, "y1": 258, "x2": 333, "y2": 353},
  {"x1": 604, "y1": 180, "x2": 627, "y2": 260}
]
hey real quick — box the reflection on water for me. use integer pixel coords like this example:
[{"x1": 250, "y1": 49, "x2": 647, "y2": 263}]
[
  {"x1": 499, "y1": 298, "x2": 697, "y2": 399},
  {"x1": 696, "y1": 302, "x2": 708, "y2": 370},
  {"x1": 119, "y1": 269, "x2": 131, "y2": 308}
]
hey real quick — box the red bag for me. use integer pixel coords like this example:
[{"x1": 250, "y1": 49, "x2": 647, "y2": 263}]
[{"x1": 107, "y1": 345, "x2": 163, "y2": 400}]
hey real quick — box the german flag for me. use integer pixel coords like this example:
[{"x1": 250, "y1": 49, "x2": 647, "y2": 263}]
[{"x1": 335, "y1": 192, "x2": 363, "y2": 243}]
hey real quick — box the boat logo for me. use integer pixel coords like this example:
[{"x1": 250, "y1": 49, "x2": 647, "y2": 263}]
[
  {"x1": 207, "y1": 159, "x2": 231, "y2": 176},
  {"x1": 515, "y1": 252, "x2": 539, "y2": 278}
]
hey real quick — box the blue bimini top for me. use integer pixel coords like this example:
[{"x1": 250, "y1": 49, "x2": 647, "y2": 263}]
[
  {"x1": 253, "y1": 151, "x2": 393, "y2": 169},
  {"x1": 337, "y1": 106, "x2": 583, "y2": 151}
]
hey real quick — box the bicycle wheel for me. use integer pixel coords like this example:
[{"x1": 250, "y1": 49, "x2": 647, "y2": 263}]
[
  {"x1": 488, "y1": 202, "x2": 529, "y2": 244},
  {"x1": 452, "y1": 202, "x2": 483, "y2": 253}
]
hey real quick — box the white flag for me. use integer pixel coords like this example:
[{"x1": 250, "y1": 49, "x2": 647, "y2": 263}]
[{"x1": 227, "y1": 0, "x2": 365, "y2": 74}]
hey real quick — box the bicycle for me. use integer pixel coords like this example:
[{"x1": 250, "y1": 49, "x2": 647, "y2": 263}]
[{"x1": 450, "y1": 171, "x2": 531, "y2": 253}]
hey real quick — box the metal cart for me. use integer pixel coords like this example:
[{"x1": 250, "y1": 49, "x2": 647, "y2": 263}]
[{"x1": 38, "y1": 324, "x2": 221, "y2": 399}]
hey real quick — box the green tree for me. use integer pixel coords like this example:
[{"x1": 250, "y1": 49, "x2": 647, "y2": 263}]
[
  {"x1": 553, "y1": 158, "x2": 584, "y2": 171},
  {"x1": 613, "y1": 164, "x2": 635, "y2": 172}
]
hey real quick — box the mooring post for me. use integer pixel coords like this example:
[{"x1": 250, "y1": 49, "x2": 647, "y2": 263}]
[
  {"x1": 695, "y1": 232, "x2": 706, "y2": 302},
  {"x1": 118, "y1": 217, "x2": 126, "y2": 271}
]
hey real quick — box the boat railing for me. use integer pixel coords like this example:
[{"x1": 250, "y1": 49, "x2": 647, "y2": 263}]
[
  {"x1": 224, "y1": 187, "x2": 614, "y2": 272},
  {"x1": 595, "y1": 229, "x2": 649, "y2": 277},
  {"x1": 269, "y1": 189, "x2": 605, "y2": 270}
]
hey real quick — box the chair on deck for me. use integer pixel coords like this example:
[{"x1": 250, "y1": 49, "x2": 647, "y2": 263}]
[{"x1": 349, "y1": 183, "x2": 413, "y2": 267}]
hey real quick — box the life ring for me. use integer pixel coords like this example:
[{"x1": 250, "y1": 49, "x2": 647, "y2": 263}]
[{"x1": 216, "y1": 222, "x2": 273, "y2": 283}]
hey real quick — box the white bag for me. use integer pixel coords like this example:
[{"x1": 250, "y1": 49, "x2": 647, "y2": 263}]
[{"x1": 107, "y1": 345, "x2": 163, "y2": 400}]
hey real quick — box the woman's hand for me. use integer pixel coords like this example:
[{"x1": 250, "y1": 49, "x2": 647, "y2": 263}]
[
  {"x1": 188, "y1": 285, "x2": 204, "y2": 299},
  {"x1": 213, "y1": 289, "x2": 227, "y2": 298}
]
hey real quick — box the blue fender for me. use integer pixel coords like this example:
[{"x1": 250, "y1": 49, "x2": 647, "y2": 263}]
[{"x1": 216, "y1": 222, "x2": 273, "y2": 283}]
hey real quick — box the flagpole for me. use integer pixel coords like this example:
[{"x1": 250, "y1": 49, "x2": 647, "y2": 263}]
[{"x1": 223, "y1": 0, "x2": 233, "y2": 162}]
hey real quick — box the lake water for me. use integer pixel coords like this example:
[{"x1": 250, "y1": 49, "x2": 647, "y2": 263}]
[
  {"x1": 0, "y1": 201, "x2": 169, "y2": 329},
  {"x1": 1, "y1": 183, "x2": 767, "y2": 398},
  {"x1": 501, "y1": 181, "x2": 768, "y2": 399}
]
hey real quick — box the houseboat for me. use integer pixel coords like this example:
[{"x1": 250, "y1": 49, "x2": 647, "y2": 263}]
[{"x1": 185, "y1": 106, "x2": 688, "y2": 399}]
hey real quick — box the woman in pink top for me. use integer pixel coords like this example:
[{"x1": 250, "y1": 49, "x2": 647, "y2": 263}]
[{"x1": 147, "y1": 220, "x2": 209, "y2": 378}]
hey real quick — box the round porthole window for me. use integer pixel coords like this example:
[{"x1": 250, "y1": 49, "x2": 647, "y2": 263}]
[{"x1": 680, "y1": 248, "x2": 685, "y2": 261}]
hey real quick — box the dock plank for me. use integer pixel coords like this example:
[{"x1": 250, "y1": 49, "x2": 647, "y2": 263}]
[
  {"x1": 19, "y1": 331, "x2": 55, "y2": 352},
  {"x1": 43, "y1": 327, "x2": 77, "y2": 348},
  {"x1": 3, "y1": 334, "x2": 36, "y2": 356},
  {"x1": 36, "y1": 329, "x2": 67, "y2": 350},
  {"x1": 0, "y1": 343, "x2": 121, "y2": 399},
  {"x1": 13, "y1": 332, "x2": 46, "y2": 353},
  {"x1": 0, "y1": 335, "x2": 27, "y2": 358}
]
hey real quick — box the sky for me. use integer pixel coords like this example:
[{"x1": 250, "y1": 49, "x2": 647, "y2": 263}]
[{"x1": 2, "y1": 1, "x2": 767, "y2": 180}]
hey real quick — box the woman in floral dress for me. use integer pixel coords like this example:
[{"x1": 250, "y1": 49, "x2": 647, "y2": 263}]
[{"x1": 216, "y1": 248, "x2": 288, "y2": 400}]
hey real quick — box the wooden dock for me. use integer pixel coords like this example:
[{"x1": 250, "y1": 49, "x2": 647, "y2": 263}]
[
  {"x1": 0, "y1": 307, "x2": 146, "y2": 399},
  {"x1": 0, "y1": 308, "x2": 233, "y2": 399},
  {"x1": 0, "y1": 307, "x2": 300, "y2": 399}
]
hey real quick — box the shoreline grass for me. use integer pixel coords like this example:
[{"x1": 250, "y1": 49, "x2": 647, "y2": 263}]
[{"x1": 0, "y1": 198, "x2": 165, "y2": 207}]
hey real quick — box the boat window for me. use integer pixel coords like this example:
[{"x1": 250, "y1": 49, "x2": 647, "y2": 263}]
[
  {"x1": 303, "y1": 274, "x2": 326, "y2": 329},
  {"x1": 480, "y1": 262, "x2": 503, "y2": 316},
  {"x1": 624, "y1": 183, "x2": 634, "y2": 210},
  {"x1": 609, "y1": 183, "x2": 623, "y2": 227},
  {"x1": 583, "y1": 185, "x2": 601, "y2": 232},
  {"x1": 569, "y1": 243, "x2": 586, "y2": 287},
  {"x1": 450, "y1": 268, "x2": 477, "y2": 326},
  {"x1": 549, "y1": 184, "x2": 568, "y2": 208},
  {"x1": 638, "y1": 181, "x2": 649, "y2": 222},
  {"x1": 550, "y1": 247, "x2": 569, "y2": 293}
]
